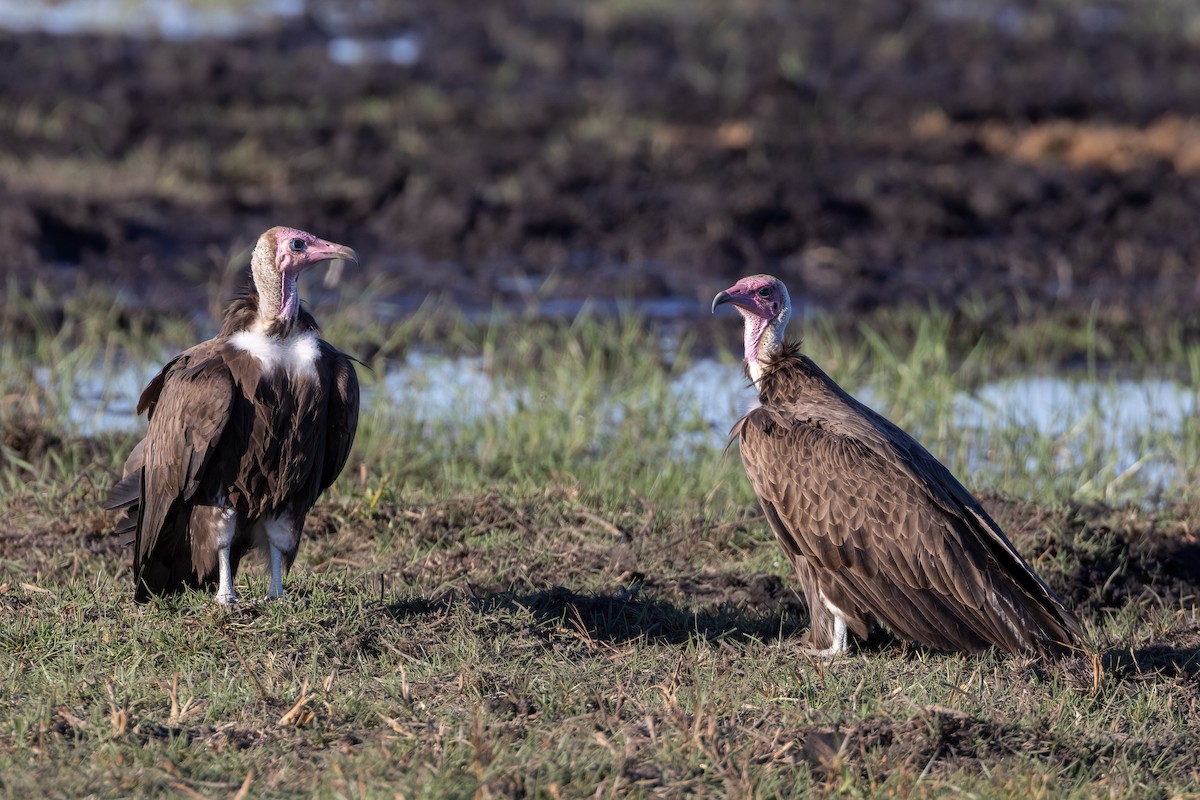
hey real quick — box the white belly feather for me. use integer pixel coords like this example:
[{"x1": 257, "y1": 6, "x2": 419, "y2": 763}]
[{"x1": 229, "y1": 329, "x2": 320, "y2": 379}]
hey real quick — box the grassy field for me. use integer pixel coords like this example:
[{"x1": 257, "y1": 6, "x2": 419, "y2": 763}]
[{"x1": 1, "y1": 295, "x2": 1199, "y2": 798}]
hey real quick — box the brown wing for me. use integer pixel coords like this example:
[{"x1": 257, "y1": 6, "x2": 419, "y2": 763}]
[
  {"x1": 318, "y1": 343, "x2": 359, "y2": 495},
  {"x1": 104, "y1": 339, "x2": 230, "y2": 544},
  {"x1": 135, "y1": 341, "x2": 236, "y2": 588},
  {"x1": 736, "y1": 395, "x2": 1082, "y2": 657}
]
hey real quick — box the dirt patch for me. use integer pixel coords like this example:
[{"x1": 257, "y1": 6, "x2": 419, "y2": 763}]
[
  {"x1": 1, "y1": 413, "x2": 66, "y2": 464},
  {"x1": 981, "y1": 115, "x2": 1200, "y2": 174},
  {"x1": 798, "y1": 711, "x2": 1026, "y2": 780},
  {"x1": 793, "y1": 704, "x2": 1200, "y2": 788},
  {"x1": 4, "y1": 2, "x2": 1200, "y2": 330},
  {"x1": 983, "y1": 495, "x2": 1200, "y2": 619}
]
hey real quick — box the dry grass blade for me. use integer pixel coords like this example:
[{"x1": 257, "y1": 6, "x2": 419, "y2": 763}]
[
  {"x1": 232, "y1": 769, "x2": 254, "y2": 800},
  {"x1": 163, "y1": 673, "x2": 201, "y2": 725},
  {"x1": 278, "y1": 679, "x2": 315, "y2": 728},
  {"x1": 576, "y1": 509, "x2": 627, "y2": 539},
  {"x1": 377, "y1": 713, "x2": 415, "y2": 738},
  {"x1": 167, "y1": 781, "x2": 210, "y2": 800},
  {"x1": 106, "y1": 681, "x2": 129, "y2": 737},
  {"x1": 224, "y1": 631, "x2": 268, "y2": 702},
  {"x1": 54, "y1": 707, "x2": 88, "y2": 731}
]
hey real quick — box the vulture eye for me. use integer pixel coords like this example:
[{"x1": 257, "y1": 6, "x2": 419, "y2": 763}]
[
  {"x1": 757, "y1": 286, "x2": 772, "y2": 298},
  {"x1": 289, "y1": 238, "x2": 306, "y2": 252}
]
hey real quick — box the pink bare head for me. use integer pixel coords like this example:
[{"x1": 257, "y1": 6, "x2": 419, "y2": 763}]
[
  {"x1": 712, "y1": 274, "x2": 792, "y2": 365},
  {"x1": 252, "y1": 227, "x2": 358, "y2": 321}
]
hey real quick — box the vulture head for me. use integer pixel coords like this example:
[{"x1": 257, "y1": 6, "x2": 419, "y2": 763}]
[
  {"x1": 250, "y1": 227, "x2": 359, "y2": 327},
  {"x1": 712, "y1": 274, "x2": 792, "y2": 378}
]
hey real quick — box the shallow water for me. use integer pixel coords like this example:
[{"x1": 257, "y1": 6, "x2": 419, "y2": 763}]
[
  {"x1": 43, "y1": 353, "x2": 1198, "y2": 504},
  {"x1": 949, "y1": 375, "x2": 1197, "y2": 502},
  {"x1": 0, "y1": 0, "x2": 304, "y2": 38},
  {"x1": 0, "y1": 0, "x2": 422, "y2": 65}
]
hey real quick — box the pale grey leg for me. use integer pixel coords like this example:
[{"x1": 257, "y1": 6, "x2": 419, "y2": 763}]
[
  {"x1": 801, "y1": 592, "x2": 850, "y2": 659},
  {"x1": 215, "y1": 545, "x2": 238, "y2": 605},
  {"x1": 802, "y1": 615, "x2": 848, "y2": 659},
  {"x1": 263, "y1": 515, "x2": 296, "y2": 601},
  {"x1": 266, "y1": 543, "x2": 285, "y2": 600}
]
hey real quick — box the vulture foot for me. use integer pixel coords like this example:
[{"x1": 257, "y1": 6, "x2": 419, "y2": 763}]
[
  {"x1": 799, "y1": 642, "x2": 847, "y2": 660},
  {"x1": 800, "y1": 614, "x2": 849, "y2": 659}
]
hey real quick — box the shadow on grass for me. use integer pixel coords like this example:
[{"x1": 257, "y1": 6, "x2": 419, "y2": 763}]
[
  {"x1": 1104, "y1": 644, "x2": 1200, "y2": 682},
  {"x1": 385, "y1": 584, "x2": 807, "y2": 646},
  {"x1": 383, "y1": 582, "x2": 1200, "y2": 681}
]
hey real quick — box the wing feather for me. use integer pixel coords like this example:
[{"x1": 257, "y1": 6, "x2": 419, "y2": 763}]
[
  {"x1": 135, "y1": 342, "x2": 235, "y2": 584},
  {"x1": 318, "y1": 344, "x2": 360, "y2": 495}
]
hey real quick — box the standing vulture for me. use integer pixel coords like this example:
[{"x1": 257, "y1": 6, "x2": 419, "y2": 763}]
[
  {"x1": 713, "y1": 274, "x2": 1083, "y2": 658},
  {"x1": 105, "y1": 227, "x2": 360, "y2": 604}
]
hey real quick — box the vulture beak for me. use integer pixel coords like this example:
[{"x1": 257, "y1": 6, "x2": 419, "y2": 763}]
[
  {"x1": 302, "y1": 241, "x2": 358, "y2": 288},
  {"x1": 711, "y1": 289, "x2": 735, "y2": 314},
  {"x1": 310, "y1": 242, "x2": 359, "y2": 268},
  {"x1": 322, "y1": 244, "x2": 357, "y2": 288}
]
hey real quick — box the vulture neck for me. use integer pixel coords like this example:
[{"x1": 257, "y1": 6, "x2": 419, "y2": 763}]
[
  {"x1": 746, "y1": 315, "x2": 787, "y2": 388},
  {"x1": 751, "y1": 340, "x2": 811, "y2": 404},
  {"x1": 220, "y1": 293, "x2": 320, "y2": 339},
  {"x1": 248, "y1": 239, "x2": 297, "y2": 338}
]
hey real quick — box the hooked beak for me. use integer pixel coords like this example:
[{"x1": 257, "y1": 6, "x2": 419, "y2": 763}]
[
  {"x1": 311, "y1": 242, "x2": 358, "y2": 288},
  {"x1": 711, "y1": 289, "x2": 735, "y2": 314},
  {"x1": 290, "y1": 240, "x2": 359, "y2": 289},
  {"x1": 276, "y1": 237, "x2": 360, "y2": 320},
  {"x1": 308, "y1": 242, "x2": 359, "y2": 268}
]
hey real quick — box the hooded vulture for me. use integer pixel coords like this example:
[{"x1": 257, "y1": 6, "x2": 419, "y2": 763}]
[
  {"x1": 713, "y1": 274, "x2": 1083, "y2": 658},
  {"x1": 105, "y1": 227, "x2": 360, "y2": 604}
]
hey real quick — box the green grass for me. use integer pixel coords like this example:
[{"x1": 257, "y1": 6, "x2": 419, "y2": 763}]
[{"x1": 1, "y1": 296, "x2": 1198, "y2": 797}]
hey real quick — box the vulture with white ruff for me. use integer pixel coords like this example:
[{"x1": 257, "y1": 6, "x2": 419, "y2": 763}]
[
  {"x1": 105, "y1": 227, "x2": 360, "y2": 604},
  {"x1": 713, "y1": 274, "x2": 1082, "y2": 658}
]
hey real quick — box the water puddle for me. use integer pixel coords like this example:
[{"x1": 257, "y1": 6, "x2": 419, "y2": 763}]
[
  {"x1": 328, "y1": 33, "x2": 421, "y2": 67},
  {"x1": 37, "y1": 361, "x2": 164, "y2": 435},
  {"x1": 0, "y1": 0, "x2": 424, "y2": 67},
  {"x1": 948, "y1": 376, "x2": 1197, "y2": 502},
  {"x1": 41, "y1": 353, "x2": 1198, "y2": 503},
  {"x1": 0, "y1": 0, "x2": 305, "y2": 39},
  {"x1": 376, "y1": 353, "x2": 525, "y2": 429},
  {"x1": 930, "y1": 0, "x2": 1128, "y2": 35}
]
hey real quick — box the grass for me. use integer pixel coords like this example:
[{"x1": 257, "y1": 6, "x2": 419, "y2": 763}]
[{"x1": 1, "y1": 293, "x2": 1199, "y2": 798}]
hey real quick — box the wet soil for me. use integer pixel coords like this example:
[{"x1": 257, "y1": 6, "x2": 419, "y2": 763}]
[{"x1": 3, "y1": 1, "x2": 1200, "y2": 331}]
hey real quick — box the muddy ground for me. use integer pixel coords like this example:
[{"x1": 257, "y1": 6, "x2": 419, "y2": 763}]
[{"x1": 3, "y1": 0, "x2": 1200, "y2": 331}]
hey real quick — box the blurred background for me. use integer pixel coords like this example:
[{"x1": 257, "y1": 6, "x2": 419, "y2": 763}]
[{"x1": 3, "y1": 0, "x2": 1200, "y2": 338}]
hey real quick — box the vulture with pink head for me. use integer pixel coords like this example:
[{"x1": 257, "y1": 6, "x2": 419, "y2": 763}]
[
  {"x1": 713, "y1": 274, "x2": 1082, "y2": 658},
  {"x1": 105, "y1": 227, "x2": 360, "y2": 604}
]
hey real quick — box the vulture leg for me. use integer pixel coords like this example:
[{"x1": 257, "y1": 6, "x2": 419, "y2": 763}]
[
  {"x1": 790, "y1": 559, "x2": 852, "y2": 658},
  {"x1": 263, "y1": 515, "x2": 297, "y2": 600},
  {"x1": 215, "y1": 510, "x2": 239, "y2": 605},
  {"x1": 800, "y1": 593, "x2": 850, "y2": 659},
  {"x1": 216, "y1": 545, "x2": 238, "y2": 605},
  {"x1": 192, "y1": 503, "x2": 238, "y2": 605},
  {"x1": 801, "y1": 616, "x2": 848, "y2": 659},
  {"x1": 267, "y1": 544, "x2": 285, "y2": 600}
]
